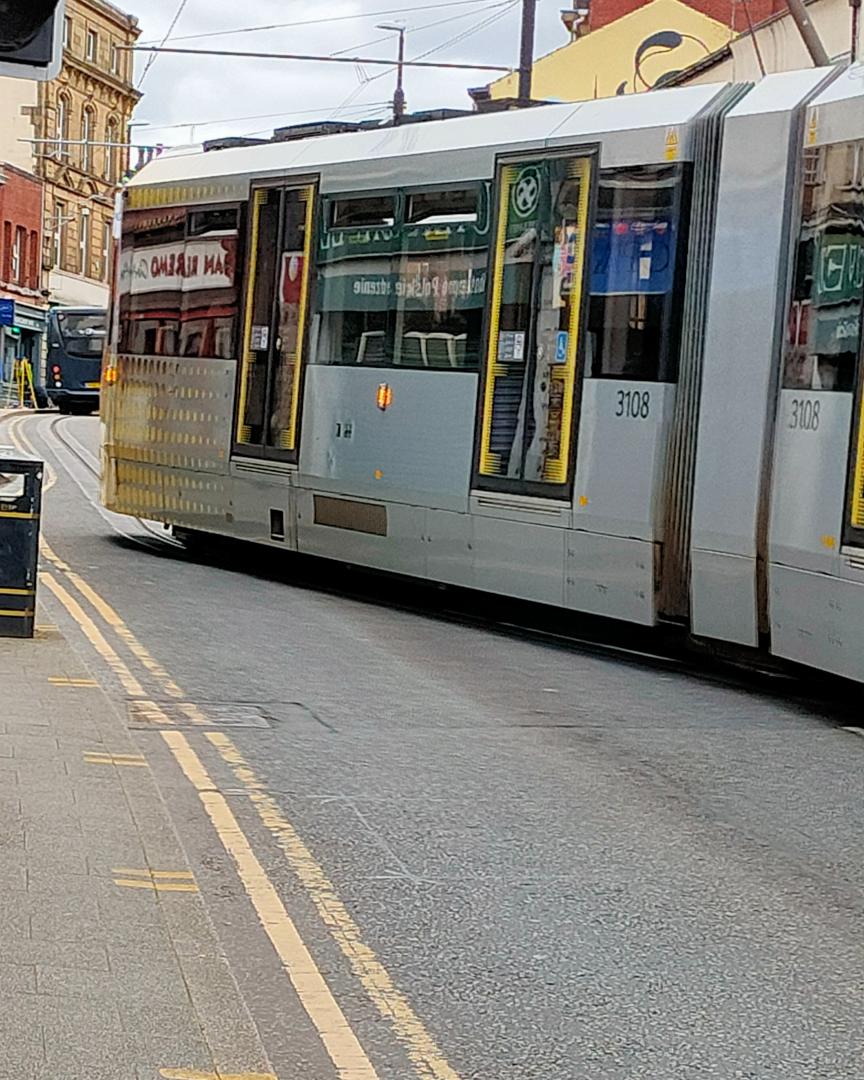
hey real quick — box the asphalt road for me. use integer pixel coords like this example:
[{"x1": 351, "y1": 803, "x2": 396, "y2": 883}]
[{"x1": 6, "y1": 410, "x2": 864, "y2": 1080}]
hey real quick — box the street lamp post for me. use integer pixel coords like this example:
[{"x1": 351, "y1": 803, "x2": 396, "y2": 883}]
[{"x1": 377, "y1": 23, "x2": 406, "y2": 125}]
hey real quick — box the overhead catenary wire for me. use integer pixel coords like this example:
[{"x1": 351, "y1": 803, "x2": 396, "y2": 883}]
[
  {"x1": 138, "y1": 0, "x2": 191, "y2": 86},
  {"x1": 125, "y1": 45, "x2": 512, "y2": 73},
  {"x1": 137, "y1": 0, "x2": 508, "y2": 47}
]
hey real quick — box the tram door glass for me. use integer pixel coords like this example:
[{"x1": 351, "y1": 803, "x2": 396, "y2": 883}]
[
  {"x1": 236, "y1": 184, "x2": 315, "y2": 456},
  {"x1": 476, "y1": 153, "x2": 593, "y2": 494}
]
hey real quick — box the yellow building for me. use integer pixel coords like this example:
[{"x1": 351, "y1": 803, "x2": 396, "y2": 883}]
[
  {"x1": 37, "y1": 0, "x2": 141, "y2": 307},
  {"x1": 485, "y1": 0, "x2": 733, "y2": 102}
]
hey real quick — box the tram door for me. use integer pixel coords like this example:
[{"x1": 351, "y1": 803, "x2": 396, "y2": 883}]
[
  {"x1": 475, "y1": 151, "x2": 594, "y2": 497},
  {"x1": 234, "y1": 181, "x2": 316, "y2": 459}
]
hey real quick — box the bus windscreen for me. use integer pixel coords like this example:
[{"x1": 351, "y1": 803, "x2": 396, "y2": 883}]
[{"x1": 57, "y1": 311, "x2": 107, "y2": 358}]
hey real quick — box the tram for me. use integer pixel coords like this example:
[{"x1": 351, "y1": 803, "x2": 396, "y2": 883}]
[
  {"x1": 101, "y1": 64, "x2": 864, "y2": 685},
  {"x1": 47, "y1": 306, "x2": 106, "y2": 413}
]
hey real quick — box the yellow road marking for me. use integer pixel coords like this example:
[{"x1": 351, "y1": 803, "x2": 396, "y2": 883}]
[
  {"x1": 160, "y1": 1071, "x2": 277, "y2": 1080},
  {"x1": 84, "y1": 751, "x2": 148, "y2": 768},
  {"x1": 114, "y1": 877, "x2": 198, "y2": 893},
  {"x1": 113, "y1": 864, "x2": 197, "y2": 891},
  {"x1": 5, "y1": 414, "x2": 459, "y2": 1080},
  {"x1": 206, "y1": 731, "x2": 460, "y2": 1080},
  {"x1": 179, "y1": 702, "x2": 212, "y2": 725},
  {"x1": 48, "y1": 676, "x2": 99, "y2": 687},
  {"x1": 40, "y1": 537, "x2": 185, "y2": 699},
  {"x1": 113, "y1": 868, "x2": 196, "y2": 880},
  {"x1": 162, "y1": 730, "x2": 379, "y2": 1080},
  {"x1": 130, "y1": 699, "x2": 176, "y2": 725},
  {"x1": 5, "y1": 415, "x2": 57, "y2": 491},
  {"x1": 41, "y1": 572, "x2": 145, "y2": 697},
  {"x1": 7, "y1": 418, "x2": 182, "y2": 700}
]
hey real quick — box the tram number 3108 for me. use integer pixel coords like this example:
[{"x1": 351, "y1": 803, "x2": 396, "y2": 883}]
[
  {"x1": 615, "y1": 389, "x2": 651, "y2": 419},
  {"x1": 789, "y1": 398, "x2": 820, "y2": 431}
]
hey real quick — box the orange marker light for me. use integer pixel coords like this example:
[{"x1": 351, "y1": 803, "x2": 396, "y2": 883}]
[
  {"x1": 376, "y1": 383, "x2": 393, "y2": 411},
  {"x1": 104, "y1": 366, "x2": 119, "y2": 386}
]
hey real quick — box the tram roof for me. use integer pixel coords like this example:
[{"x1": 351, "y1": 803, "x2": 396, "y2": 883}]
[{"x1": 128, "y1": 82, "x2": 728, "y2": 197}]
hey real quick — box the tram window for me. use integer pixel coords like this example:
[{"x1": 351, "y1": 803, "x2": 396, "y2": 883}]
[
  {"x1": 588, "y1": 165, "x2": 685, "y2": 382},
  {"x1": 406, "y1": 189, "x2": 477, "y2": 224},
  {"x1": 314, "y1": 185, "x2": 487, "y2": 370},
  {"x1": 477, "y1": 155, "x2": 592, "y2": 489},
  {"x1": 782, "y1": 141, "x2": 862, "y2": 394},
  {"x1": 118, "y1": 204, "x2": 240, "y2": 361},
  {"x1": 330, "y1": 195, "x2": 395, "y2": 228},
  {"x1": 393, "y1": 185, "x2": 486, "y2": 369}
]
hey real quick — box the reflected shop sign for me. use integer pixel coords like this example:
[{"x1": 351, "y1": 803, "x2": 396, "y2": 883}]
[
  {"x1": 119, "y1": 237, "x2": 236, "y2": 295},
  {"x1": 319, "y1": 266, "x2": 488, "y2": 311}
]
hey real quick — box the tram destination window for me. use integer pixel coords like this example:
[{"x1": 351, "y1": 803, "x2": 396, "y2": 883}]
[
  {"x1": 587, "y1": 164, "x2": 687, "y2": 383},
  {"x1": 783, "y1": 141, "x2": 863, "y2": 393},
  {"x1": 314, "y1": 185, "x2": 489, "y2": 370},
  {"x1": 118, "y1": 205, "x2": 241, "y2": 361}
]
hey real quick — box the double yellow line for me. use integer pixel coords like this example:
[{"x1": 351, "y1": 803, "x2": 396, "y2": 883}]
[{"x1": 2, "y1": 413, "x2": 461, "y2": 1080}]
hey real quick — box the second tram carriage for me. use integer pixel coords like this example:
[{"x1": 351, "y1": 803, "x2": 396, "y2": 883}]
[{"x1": 101, "y1": 64, "x2": 864, "y2": 685}]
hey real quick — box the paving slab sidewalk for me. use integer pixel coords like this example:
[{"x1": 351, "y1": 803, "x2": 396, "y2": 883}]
[{"x1": 0, "y1": 622, "x2": 275, "y2": 1080}]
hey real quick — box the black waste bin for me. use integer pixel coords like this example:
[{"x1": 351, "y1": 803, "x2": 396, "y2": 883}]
[{"x1": 0, "y1": 452, "x2": 42, "y2": 639}]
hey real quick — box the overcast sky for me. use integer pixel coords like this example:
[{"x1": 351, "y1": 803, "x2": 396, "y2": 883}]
[{"x1": 121, "y1": 0, "x2": 571, "y2": 146}]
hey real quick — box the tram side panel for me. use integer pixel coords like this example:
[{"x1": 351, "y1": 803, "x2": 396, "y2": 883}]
[
  {"x1": 768, "y1": 70, "x2": 864, "y2": 682},
  {"x1": 689, "y1": 68, "x2": 832, "y2": 648},
  {"x1": 102, "y1": 202, "x2": 241, "y2": 531}
]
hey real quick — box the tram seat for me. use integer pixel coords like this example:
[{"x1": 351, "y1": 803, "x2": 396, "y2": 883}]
[
  {"x1": 357, "y1": 330, "x2": 385, "y2": 365},
  {"x1": 400, "y1": 332, "x2": 427, "y2": 367},
  {"x1": 426, "y1": 333, "x2": 457, "y2": 368},
  {"x1": 454, "y1": 334, "x2": 468, "y2": 367}
]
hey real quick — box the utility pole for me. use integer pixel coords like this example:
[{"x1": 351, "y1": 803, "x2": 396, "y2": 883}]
[
  {"x1": 378, "y1": 23, "x2": 406, "y2": 125},
  {"x1": 786, "y1": 0, "x2": 830, "y2": 67},
  {"x1": 517, "y1": 0, "x2": 536, "y2": 104}
]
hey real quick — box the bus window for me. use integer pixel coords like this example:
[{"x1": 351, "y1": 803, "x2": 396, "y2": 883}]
[{"x1": 56, "y1": 310, "x2": 106, "y2": 357}]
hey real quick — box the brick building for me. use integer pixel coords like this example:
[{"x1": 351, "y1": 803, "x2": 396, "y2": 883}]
[
  {"x1": 0, "y1": 165, "x2": 46, "y2": 381},
  {"x1": 583, "y1": 0, "x2": 787, "y2": 34}
]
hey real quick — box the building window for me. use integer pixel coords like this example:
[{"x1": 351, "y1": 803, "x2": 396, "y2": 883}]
[
  {"x1": 56, "y1": 95, "x2": 70, "y2": 160},
  {"x1": 105, "y1": 117, "x2": 118, "y2": 182},
  {"x1": 11, "y1": 228, "x2": 23, "y2": 284},
  {"x1": 54, "y1": 200, "x2": 67, "y2": 268},
  {"x1": 102, "y1": 217, "x2": 111, "y2": 281},
  {"x1": 63, "y1": 16, "x2": 71, "y2": 49},
  {"x1": 111, "y1": 43, "x2": 120, "y2": 76},
  {"x1": 81, "y1": 107, "x2": 94, "y2": 173},
  {"x1": 86, "y1": 29, "x2": 98, "y2": 63},
  {"x1": 29, "y1": 231, "x2": 38, "y2": 290},
  {"x1": 2, "y1": 222, "x2": 11, "y2": 281},
  {"x1": 80, "y1": 208, "x2": 91, "y2": 277}
]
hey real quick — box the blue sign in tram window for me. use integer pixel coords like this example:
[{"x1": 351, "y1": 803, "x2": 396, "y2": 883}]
[
  {"x1": 0, "y1": 299, "x2": 15, "y2": 327},
  {"x1": 591, "y1": 217, "x2": 675, "y2": 296}
]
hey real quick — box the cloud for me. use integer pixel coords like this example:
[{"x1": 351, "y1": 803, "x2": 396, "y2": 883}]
[{"x1": 123, "y1": 0, "x2": 569, "y2": 144}]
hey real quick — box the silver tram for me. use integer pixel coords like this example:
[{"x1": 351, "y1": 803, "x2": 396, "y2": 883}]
[{"x1": 101, "y1": 64, "x2": 864, "y2": 684}]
